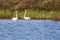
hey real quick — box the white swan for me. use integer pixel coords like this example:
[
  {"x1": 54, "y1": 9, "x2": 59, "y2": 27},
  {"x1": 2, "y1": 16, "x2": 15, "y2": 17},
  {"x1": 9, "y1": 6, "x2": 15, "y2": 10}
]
[
  {"x1": 12, "y1": 10, "x2": 18, "y2": 20},
  {"x1": 24, "y1": 10, "x2": 31, "y2": 20}
]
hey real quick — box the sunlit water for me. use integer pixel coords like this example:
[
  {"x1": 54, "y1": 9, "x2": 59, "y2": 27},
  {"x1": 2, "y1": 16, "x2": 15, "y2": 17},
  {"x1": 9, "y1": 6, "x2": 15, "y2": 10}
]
[{"x1": 0, "y1": 20, "x2": 60, "y2": 40}]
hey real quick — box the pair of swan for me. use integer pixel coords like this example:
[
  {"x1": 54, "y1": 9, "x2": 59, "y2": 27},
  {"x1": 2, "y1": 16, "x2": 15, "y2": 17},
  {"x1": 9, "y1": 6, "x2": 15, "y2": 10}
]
[{"x1": 12, "y1": 10, "x2": 31, "y2": 20}]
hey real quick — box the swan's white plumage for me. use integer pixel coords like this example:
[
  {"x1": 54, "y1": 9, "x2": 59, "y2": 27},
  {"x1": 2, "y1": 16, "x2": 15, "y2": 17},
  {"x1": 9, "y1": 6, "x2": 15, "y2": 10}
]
[
  {"x1": 12, "y1": 17, "x2": 18, "y2": 20},
  {"x1": 24, "y1": 17, "x2": 30, "y2": 20},
  {"x1": 24, "y1": 10, "x2": 31, "y2": 20},
  {"x1": 12, "y1": 11, "x2": 18, "y2": 20}
]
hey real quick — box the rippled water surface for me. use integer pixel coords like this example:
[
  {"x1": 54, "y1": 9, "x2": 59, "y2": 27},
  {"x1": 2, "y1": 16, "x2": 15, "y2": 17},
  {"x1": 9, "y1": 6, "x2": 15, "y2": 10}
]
[{"x1": 0, "y1": 20, "x2": 60, "y2": 40}]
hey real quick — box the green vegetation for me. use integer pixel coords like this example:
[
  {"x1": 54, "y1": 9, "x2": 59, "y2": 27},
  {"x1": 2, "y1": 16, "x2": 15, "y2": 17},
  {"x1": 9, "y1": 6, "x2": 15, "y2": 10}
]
[
  {"x1": 0, "y1": 0, "x2": 60, "y2": 20},
  {"x1": 0, "y1": 9, "x2": 60, "y2": 19}
]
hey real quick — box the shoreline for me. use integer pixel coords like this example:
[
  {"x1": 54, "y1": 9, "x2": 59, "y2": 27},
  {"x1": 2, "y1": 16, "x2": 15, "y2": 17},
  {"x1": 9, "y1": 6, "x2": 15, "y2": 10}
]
[
  {"x1": 0, "y1": 9, "x2": 60, "y2": 21},
  {"x1": 0, "y1": 18, "x2": 60, "y2": 21}
]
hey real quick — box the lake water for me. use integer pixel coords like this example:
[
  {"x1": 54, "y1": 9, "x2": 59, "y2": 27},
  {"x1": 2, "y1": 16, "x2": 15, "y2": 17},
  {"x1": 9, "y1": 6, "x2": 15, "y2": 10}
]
[{"x1": 0, "y1": 20, "x2": 60, "y2": 40}]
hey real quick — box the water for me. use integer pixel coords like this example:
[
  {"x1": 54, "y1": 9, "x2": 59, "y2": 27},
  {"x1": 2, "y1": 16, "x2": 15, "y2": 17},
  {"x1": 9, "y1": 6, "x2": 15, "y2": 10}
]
[{"x1": 0, "y1": 20, "x2": 60, "y2": 40}]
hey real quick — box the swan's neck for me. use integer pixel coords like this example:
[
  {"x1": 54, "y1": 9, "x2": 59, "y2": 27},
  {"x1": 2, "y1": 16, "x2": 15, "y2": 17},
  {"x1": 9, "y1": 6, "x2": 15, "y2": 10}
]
[
  {"x1": 16, "y1": 10, "x2": 18, "y2": 18},
  {"x1": 24, "y1": 10, "x2": 26, "y2": 18}
]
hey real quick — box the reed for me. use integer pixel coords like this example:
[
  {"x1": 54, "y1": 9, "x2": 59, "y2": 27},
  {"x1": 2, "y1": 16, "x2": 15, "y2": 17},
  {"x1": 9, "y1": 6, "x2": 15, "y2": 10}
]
[{"x1": 0, "y1": 9, "x2": 60, "y2": 19}]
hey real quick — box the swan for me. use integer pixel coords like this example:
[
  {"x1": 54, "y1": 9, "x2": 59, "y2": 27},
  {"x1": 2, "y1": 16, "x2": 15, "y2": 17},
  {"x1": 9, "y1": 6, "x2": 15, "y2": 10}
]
[
  {"x1": 12, "y1": 10, "x2": 18, "y2": 20},
  {"x1": 24, "y1": 10, "x2": 31, "y2": 20}
]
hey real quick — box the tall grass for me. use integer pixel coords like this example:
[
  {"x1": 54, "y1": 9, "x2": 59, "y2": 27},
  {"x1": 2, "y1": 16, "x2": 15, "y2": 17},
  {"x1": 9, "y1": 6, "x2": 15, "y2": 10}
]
[{"x1": 0, "y1": 9, "x2": 60, "y2": 19}]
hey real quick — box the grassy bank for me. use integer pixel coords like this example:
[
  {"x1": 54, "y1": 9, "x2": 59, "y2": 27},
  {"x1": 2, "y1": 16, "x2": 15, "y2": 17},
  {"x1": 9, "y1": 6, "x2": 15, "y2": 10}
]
[{"x1": 0, "y1": 9, "x2": 60, "y2": 20}]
